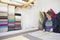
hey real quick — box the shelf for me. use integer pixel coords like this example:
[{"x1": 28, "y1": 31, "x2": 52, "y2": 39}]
[
  {"x1": 0, "y1": 0, "x2": 35, "y2": 8},
  {"x1": 0, "y1": 0, "x2": 25, "y2": 7}
]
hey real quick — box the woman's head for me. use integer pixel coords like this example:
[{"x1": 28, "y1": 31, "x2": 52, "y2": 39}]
[{"x1": 46, "y1": 11, "x2": 52, "y2": 19}]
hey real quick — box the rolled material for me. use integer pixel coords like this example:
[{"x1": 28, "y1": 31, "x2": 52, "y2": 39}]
[
  {"x1": 0, "y1": 16, "x2": 7, "y2": 19},
  {"x1": 0, "y1": 19, "x2": 8, "y2": 21},
  {"x1": 8, "y1": 14, "x2": 14, "y2": 31},
  {"x1": 0, "y1": 13, "x2": 7, "y2": 16},
  {"x1": 8, "y1": 24, "x2": 14, "y2": 26},
  {"x1": 15, "y1": 21, "x2": 21, "y2": 30},
  {"x1": 0, "y1": 22, "x2": 7, "y2": 24},
  {"x1": 8, "y1": 18, "x2": 14, "y2": 20},
  {"x1": 14, "y1": 26, "x2": 21, "y2": 30},
  {"x1": 15, "y1": 24, "x2": 21, "y2": 26},
  {"x1": 8, "y1": 27, "x2": 15, "y2": 31},
  {"x1": 8, "y1": 20, "x2": 14, "y2": 22},
  {"x1": 15, "y1": 13, "x2": 21, "y2": 16},
  {"x1": 14, "y1": 12, "x2": 21, "y2": 30},
  {"x1": 0, "y1": 26, "x2": 8, "y2": 33},
  {"x1": 8, "y1": 22, "x2": 14, "y2": 24},
  {"x1": 8, "y1": 14, "x2": 14, "y2": 16},
  {"x1": 0, "y1": 17, "x2": 8, "y2": 32},
  {"x1": 0, "y1": 26, "x2": 8, "y2": 28},
  {"x1": 50, "y1": 9, "x2": 56, "y2": 18},
  {"x1": 15, "y1": 21, "x2": 21, "y2": 24},
  {"x1": 0, "y1": 24, "x2": 8, "y2": 26},
  {"x1": 40, "y1": 11, "x2": 44, "y2": 23},
  {"x1": 15, "y1": 16, "x2": 21, "y2": 21}
]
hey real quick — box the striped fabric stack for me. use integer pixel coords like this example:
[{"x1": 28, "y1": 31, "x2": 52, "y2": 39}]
[
  {"x1": 0, "y1": 3, "x2": 8, "y2": 33},
  {"x1": 0, "y1": 13, "x2": 8, "y2": 32},
  {"x1": 8, "y1": 6, "x2": 15, "y2": 31},
  {"x1": 14, "y1": 13, "x2": 21, "y2": 30}
]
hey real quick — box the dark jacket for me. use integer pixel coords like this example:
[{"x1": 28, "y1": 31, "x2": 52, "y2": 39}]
[{"x1": 42, "y1": 17, "x2": 58, "y2": 32}]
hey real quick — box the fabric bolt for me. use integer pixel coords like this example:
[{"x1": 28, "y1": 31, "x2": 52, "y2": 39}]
[
  {"x1": 15, "y1": 25, "x2": 21, "y2": 27},
  {"x1": 15, "y1": 23, "x2": 21, "y2": 24},
  {"x1": 50, "y1": 9, "x2": 56, "y2": 18},
  {"x1": 8, "y1": 20, "x2": 14, "y2": 22},
  {"x1": 8, "y1": 22, "x2": 14, "y2": 24},
  {"x1": 0, "y1": 24, "x2": 8, "y2": 26},
  {"x1": 8, "y1": 16, "x2": 14, "y2": 18},
  {"x1": 0, "y1": 21, "x2": 7, "y2": 24},
  {"x1": 8, "y1": 25, "x2": 14, "y2": 26},
  {"x1": 0, "y1": 19, "x2": 8, "y2": 21},
  {"x1": 0, "y1": 14, "x2": 7, "y2": 16},
  {"x1": 8, "y1": 26, "x2": 14, "y2": 30},
  {"x1": 8, "y1": 24, "x2": 14, "y2": 26},
  {"x1": 40, "y1": 11, "x2": 44, "y2": 23},
  {"x1": 15, "y1": 21, "x2": 21, "y2": 23},
  {"x1": 0, "y1": 16, "x2": 7, "y2": 19},
  {"x1": 56, "y1": 12, "x2": 60, "y2": 32},
  {"x1": 0, "y1": 23, "x2": 7, "y2": 24},
  {"x1": 15, "y1": 13, "x2": 21, "y2": 16},
  {"x1": 8, "y1": 27, "x2": 15, "y2": 29},
  {"x1": 15, "y1": 20, "x2": 21, "y2": 22},
  {"x1": 15, "y1": 24, "x2": 21, "y2": 26},
  {"x1": 0, "y1": 28, "x2": 8, "y2": 32},
  {"x1": 15, "y1": 18, "x2": 21, "y2": 20},
  {"x1": 8, "y1": 18, "x2": 14, "y2": 20},
  {"x1": 14, "y1": 27, "x2": 21, "y2": 30},
  {"x1": 0, "y1": 26, "x2": 8, "y2": 28},
  {"x1": 8, "y1": 29, "x2": 14, "y2": 31},
  {"x1": 8, "y1": 14, "x2": 14, "y2": 16}
]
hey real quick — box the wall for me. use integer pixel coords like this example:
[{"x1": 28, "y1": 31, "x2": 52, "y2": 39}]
[
  {"x1": 15, "y1": 0, "x2": 41, "y2": 29},
  {"x1": 39, "y1": 0, "x2": 60, "y2": 14}
]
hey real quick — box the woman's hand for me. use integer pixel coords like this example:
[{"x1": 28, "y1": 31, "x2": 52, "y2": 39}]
[
  {"x1": 50, "y1": 28, "x2": 53, "y2": 32},
  {"x1": 43, "y1": 29, "x2": 45, "y2": 32}
]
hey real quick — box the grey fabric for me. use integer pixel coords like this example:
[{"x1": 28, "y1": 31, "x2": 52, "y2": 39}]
[{"x1": 23, "y1": 34, "x2": 43, "y2": 40}]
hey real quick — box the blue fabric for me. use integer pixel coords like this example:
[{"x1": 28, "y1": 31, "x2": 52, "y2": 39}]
[{"x1": 42, "y1": 17, "x2": 58, "y2": 32}]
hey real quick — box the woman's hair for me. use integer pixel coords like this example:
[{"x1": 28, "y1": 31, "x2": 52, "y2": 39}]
[{"x1": 47, "y1": 11, "x2": 52, "y2": 16}]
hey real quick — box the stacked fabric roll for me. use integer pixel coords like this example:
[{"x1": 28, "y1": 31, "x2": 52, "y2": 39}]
[
  {"x1": 0, "y1": 13, "x2": 8, "y2": 33},
  {"x1": 39, "y1": 11, "x2": 44, "y2": 24},
  {"x1": 0, "y1": 3, "x2": 8, "y2": 33},
  {"x1": 8, "y1": 6, "x2": 15, "y2": 31},
  {"x1": 8, "y1": 15, "x2": 15, "y2": 31},
  {"x1": 14, "y1": 13, "x2": 21, "y2": 30}
]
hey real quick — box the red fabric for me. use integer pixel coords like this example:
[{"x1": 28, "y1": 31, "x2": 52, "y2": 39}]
[{"x1": 50, "y1": 9, "x2": 56, "y2": 18}]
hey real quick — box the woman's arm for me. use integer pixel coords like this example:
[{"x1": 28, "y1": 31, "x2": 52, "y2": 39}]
[
  {"x1": 42, "y1": 19, "x2": 46, "y2": 31},
  {"x1": 52, "y1": 18, "x2": 58, "y2": 29}
]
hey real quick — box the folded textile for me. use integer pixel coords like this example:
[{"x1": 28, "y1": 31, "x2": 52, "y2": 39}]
[
  {"x1": 8, "y1": 22, "x2": 14, "y2": 24},
  {"x1": 0, "y1": 24, "x2": 8, "y2": 26},
  {"x1": 39, "y1": 11, "x2": 44, "y2": 23},
  {"x1": 50, "y1": 9, "x2": 57, "y2": 18},
  {"x1": 15, "y1": 13, "x2": 21, "y2": 16},
  {"x1": 0, "y1": 19, "x2": 8, "y2": 21},
  {"x1": 0, "y1": 16, "x2": 7, "y2": 19}
]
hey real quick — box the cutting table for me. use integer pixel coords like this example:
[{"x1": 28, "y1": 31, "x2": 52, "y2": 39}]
[{"x1": 1, "y1": 30, "x2": 60, "y2": 40}]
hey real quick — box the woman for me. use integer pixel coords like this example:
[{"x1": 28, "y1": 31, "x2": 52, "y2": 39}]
[{"x1": 42, "y1": 11, "x2": 57, "y2": 32}]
